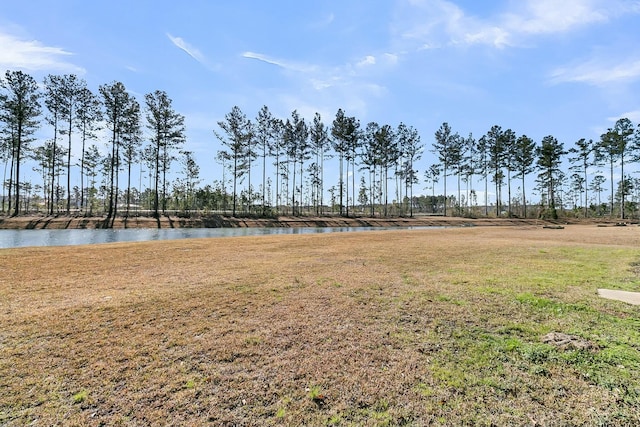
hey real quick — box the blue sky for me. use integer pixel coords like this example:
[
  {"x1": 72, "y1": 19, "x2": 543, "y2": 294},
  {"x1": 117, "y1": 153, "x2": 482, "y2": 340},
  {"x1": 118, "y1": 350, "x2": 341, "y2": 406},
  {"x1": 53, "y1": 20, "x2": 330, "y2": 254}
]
[{"x1": 2, "y1": 0, "x2": 640, "y2": 202}]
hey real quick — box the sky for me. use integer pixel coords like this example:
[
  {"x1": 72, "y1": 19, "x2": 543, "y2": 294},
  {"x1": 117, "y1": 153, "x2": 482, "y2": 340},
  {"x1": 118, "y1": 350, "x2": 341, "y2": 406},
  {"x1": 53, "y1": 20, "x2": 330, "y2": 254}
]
[{"x1": 2, "y1": 0, "x2": 640, "y2": 202}]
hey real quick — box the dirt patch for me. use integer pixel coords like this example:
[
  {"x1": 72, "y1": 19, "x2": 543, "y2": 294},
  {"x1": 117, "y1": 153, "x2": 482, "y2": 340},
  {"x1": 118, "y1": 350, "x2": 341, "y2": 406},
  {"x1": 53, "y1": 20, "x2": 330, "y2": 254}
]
[{"x1": 541, "y1": 332, "x2": 599, "y2": 351}]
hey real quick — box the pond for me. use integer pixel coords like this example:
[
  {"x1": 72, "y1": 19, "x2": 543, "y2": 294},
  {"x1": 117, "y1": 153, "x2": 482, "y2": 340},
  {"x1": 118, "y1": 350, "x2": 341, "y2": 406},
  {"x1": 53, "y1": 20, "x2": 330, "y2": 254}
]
[{"x1": 0, "y1": 226, "x2": 432, "y2": 249}]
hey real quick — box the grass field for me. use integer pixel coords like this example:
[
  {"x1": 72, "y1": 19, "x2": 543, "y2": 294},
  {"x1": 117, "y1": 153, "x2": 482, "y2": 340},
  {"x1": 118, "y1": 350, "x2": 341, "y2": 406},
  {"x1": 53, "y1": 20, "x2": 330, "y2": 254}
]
[{"x1": 1, "y1": 225, "x2": 640, "y2": 426}]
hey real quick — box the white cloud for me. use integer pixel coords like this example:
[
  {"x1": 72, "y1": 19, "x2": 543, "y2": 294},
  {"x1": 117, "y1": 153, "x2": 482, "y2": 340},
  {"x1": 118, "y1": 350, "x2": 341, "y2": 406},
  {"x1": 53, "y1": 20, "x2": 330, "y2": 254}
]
[
  {"x1": 355, "y1": 53, "x2": 401, "y2": 70},
  {"x1": 462, "y1": 26, "x2": 510, "y2": 48},
  {"x1": 383, "y1": 53, "x2": 399, "y2": 65},
  {"x1": 550, "y1": 58, "x2": 640, "y2": 85},
  {"x1": 357, "y1": 55, "x2": 376, "y2": 67},
  {"x1": 310, "y1": 77, "x2": 342, "y2": 90},
  {"x1": 396, "y1": 0, "x2": 640, "y2": 49},
  {"x1": 395, "y1": 0, "x2": 515, "y2": 48},
  {"x1": 242, "y1": 49, "x2": 388, "y2": 121},
  {"x1": 503, "y1": 0, "x2": 609, "y2": 36},
  {"x1": 242, "y1": 51, "x2": 317, "y2": 73},
  {"x1": 0, "y1": 31, "x2": 84, "y2": 73},
  {"x1": 242, "y1": 52, "x2": 285, "y2": 67},
  {"x1": 167, "y1": 33, "x2": 206, "y2": 64},
  {"x1": 608, "y1": 110, "x2": 640, "y2": 123},
  {"x1": 311, "y1": 13, "x2": 335, "y2": 29}
]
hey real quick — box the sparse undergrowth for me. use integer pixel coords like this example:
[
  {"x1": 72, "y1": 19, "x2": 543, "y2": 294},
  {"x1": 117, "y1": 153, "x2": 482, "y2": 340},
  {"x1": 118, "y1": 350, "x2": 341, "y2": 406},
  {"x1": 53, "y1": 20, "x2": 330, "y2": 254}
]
[{"x1": 1, "y1": 225, "x2": 640, "y2": 426}]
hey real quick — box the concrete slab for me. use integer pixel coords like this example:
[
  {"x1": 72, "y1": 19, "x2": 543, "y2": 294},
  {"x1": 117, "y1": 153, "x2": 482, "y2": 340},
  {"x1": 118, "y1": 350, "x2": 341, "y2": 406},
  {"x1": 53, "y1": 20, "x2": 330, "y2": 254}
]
[{"x1": 597, "y1": 289, "x2": 640, "y2": 305}]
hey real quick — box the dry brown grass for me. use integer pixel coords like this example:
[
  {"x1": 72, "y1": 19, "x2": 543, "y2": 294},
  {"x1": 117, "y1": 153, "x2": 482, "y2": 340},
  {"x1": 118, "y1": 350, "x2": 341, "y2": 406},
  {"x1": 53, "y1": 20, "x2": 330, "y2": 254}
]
[{"x1": 2, "y1": 225, "x2": 640, "y2": 426}]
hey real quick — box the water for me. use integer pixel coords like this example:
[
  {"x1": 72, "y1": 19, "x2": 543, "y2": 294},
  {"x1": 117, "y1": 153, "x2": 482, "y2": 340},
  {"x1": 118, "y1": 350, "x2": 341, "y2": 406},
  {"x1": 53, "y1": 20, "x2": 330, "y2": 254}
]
[{"x1": 0, "y1": 226, "x2": 428, "y2": 249}]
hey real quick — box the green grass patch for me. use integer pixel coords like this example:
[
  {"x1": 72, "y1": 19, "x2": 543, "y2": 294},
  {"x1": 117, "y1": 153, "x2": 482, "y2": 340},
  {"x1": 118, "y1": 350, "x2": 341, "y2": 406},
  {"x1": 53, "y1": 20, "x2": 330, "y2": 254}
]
[{"x1": 72, "y1": 390, "x2": 88, "y2": 404}]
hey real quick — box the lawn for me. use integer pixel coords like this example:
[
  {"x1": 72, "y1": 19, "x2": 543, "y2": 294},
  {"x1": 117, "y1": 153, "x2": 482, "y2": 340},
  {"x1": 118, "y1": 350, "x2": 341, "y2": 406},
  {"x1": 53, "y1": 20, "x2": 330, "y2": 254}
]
[{"x1": 1, "y1": 225, "x2": 640, "y2": 426}]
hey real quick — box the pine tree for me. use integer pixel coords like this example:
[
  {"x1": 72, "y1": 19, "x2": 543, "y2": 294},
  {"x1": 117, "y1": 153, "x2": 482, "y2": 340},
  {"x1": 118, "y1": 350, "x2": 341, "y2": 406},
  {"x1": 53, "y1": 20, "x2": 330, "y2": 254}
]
[
  {"x1": 513, "y1": 134, "x2": 536, "y2": 218},
  {"x1": 397, "y1": 123, "x2": 422, "y2": 217},
  {"x1": 214, "y1": 106, "x2": 251, "y2": 217},
  {"x1": 309, "y1": 112, "x2": 329, "y2": 215},
  {"x1": 331, "y1": 109, "x2": 360, "y2": 216},
  {"x1": 122, "y1": 98, "x2": 142, "y2": 217},
  {"x1": 568, "y1": 138, "x2": 595, "y2": 218},
  {"x1": 536, "y1": 135, "x2": 566, "y2": 219},
  {"x1": 377, "y1": 124, "x2": 398, "y2": 217},
  {"x1": 485, "y1": 125, "x2": 505, "y2": 216},
  {"x1": 100, "y1": 81, "x2": 134, "y2": 225},
  {"x1": 57, "y1": 74, "x2": 84, "y2": 214},
  {"x1": 431, "y1": 122, "x2": 457, "y2": 216},
  {"x1": 145, "y1": 90, "x2": 186, "y2": 218},
  {"x1": 502, "y1": 129, "x2": 516, "y2": 217},
  {"x1": 43, "y1": 75, "x2": 63, "y2": 214},
  {"x1": 76, "y1": 87, "x2": 102, "y2": 213},
  {"x1": 0, "y1": 71, "x2": 41, "y2": 216},
  {"x1": 613, "y1": 118, "x2": 635, "y2": 219},
  {"x1": 255, "y1": 105, "x2": 278, "y2": 214},
  {"x1": 598, "y1": 129, "x2": 619, "y2": 218}
]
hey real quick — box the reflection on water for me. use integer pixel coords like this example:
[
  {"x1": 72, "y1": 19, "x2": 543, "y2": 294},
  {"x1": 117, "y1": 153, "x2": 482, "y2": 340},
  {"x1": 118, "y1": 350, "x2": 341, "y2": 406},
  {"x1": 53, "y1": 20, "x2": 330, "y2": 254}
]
[{"x1": 0, "y1": 226, "x2": 430, "y2": 249}]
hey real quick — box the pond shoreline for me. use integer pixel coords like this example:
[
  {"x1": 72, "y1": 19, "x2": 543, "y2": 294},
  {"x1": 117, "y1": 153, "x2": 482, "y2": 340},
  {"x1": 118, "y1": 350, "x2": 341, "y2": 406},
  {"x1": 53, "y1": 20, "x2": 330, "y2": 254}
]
[{"x1": 0, "y1": 214, "x2": 625, "y2": 230}]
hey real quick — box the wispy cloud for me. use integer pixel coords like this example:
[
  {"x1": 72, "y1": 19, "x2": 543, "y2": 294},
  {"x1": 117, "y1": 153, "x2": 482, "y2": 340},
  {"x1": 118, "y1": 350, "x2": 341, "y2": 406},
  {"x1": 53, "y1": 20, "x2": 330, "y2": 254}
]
[
  {"x1": 0, "y1": 31, "x2": 84, "y2": 73},
  {"x1": 242, "y1": 51, "x2": 317, "y2": 73},
  {"x1": 242, "y1": 49, "x2": 391, "y2": 119},
  {"x1": 550, "y1": 57, "x2": 640, "y2": 86},
  {"x1": 608, "y1": 110, "x2": 640, "y2": 123},
  {"x1": 357, "y1": 55, "x2": 376, "y2": 67},
  {"x1": 311, "y1": 13, "x2": 335, "y2": 29},
  {"x1": 355, "y1": 53, "x2": 400, "y2": 69},
  {"x1": 396, "y1": 0, "x2": 640, "y2": 49},
  {"x1": 502, "y1": 0, "x2": 609, "y2": 36},
  {"x1": 395, "y1": 0, "x2": 516, "y2": 48},
  {"x1": 167, "y1": 33, "x2": 206, "y2": 64}
]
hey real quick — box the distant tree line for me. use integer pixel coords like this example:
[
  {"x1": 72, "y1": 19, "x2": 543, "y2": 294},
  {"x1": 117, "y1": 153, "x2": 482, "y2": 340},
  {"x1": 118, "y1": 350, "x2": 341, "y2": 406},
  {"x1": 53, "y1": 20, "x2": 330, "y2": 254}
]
[
  {"x1": 0, "y1": 70, "x2": 186, "y2": 225},
  {"x1": 213, "y1": 105, "x2": 423, "y2": 218},
  {"x1": 2, "y1": 69, "x2": 640, "y2": 223},
  {"x1": 213, "y1": 106, "x2": 640, "y2": 220}
]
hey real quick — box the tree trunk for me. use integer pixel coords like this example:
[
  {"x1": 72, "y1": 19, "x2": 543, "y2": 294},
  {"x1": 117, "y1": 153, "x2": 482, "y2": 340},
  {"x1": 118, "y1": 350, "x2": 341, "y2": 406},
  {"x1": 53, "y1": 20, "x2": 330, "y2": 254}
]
[
  {"x1": 609, "y1": 160, "x2": 614, "y2": 218},
  {"x1": 66, "y1": 111, "x2": 73, "y2": 214},
  {"x1": 50, "y1": 115, "x2": 58, "y2": 216},
  {"x1": 262, "y1": 142, "x2": 267, "y2": 214},
  {"x1": 345, "y1": 156, "x2": 349, "y2": 217},
  {"x1": 275, "y1": 153, "x2": 279, "y2": 214},
  {"x1": 12, "y1": 127, "x2": 21, "y2": 216},
  {"x1": 583, "y1": 166, "x2": 588, "y2": 218},
  {"x1": 292, "y1": 157, "x2": 297, "y2": 216},
  {"x1": 522, "y1": 175, "x2": 527, "y2": 218},
  {"x1": 339, "y1": 153, "x2": 343, "y2": 216},
  {"x1": 7, "y1": 150, "x2": 15, "y2": 214},
  {"x1": 107, "y1": 125, "x2": 117, "y2": 221},
  {"x1": 507, "y1": 169, "x2": 511, "y2": 217},
  {"x1": 351, "y1": 157, "x2": 355, "y2": 217},
  {"x1": 80, "y1": 127, "x2": 86, "y2": 213},
  {"x1": 232, "y1": 154, "x2": 238, "y2": 217},
  {"x1": 443, "y1": 165, "x2": 447, "y2": 217},
  {"x1": 126, "y1": 160, "x2": 132, "y2": 218},
  {"x1": 320, "y1": 148, "x2": 324, "y2": 215},
  {"x1": 620, "y1": 156, "x2": 625, "y2": 220}
]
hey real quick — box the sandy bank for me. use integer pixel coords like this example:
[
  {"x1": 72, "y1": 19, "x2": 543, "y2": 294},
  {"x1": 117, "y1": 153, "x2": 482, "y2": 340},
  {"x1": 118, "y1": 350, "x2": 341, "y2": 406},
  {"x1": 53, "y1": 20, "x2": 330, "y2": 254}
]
[{"x1": 0, "y1": 214, "x2": 633, "y2": 230}]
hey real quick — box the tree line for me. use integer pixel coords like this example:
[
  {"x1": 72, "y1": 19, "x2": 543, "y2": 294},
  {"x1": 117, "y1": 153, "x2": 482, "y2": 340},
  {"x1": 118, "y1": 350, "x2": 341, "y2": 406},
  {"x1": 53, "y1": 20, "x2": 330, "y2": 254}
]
[
  {"x1": 0, "y1": 70, "x2": 187, "y2": 224},
  {"x1": 2, "y1": 69, "x2": 640, "y2": 222},
  {"x1": 214, "y1": 106, "x2": 640, "y2": 220},
  {"x1": 429, "y1": 119, "x2": 640, "y2": 220},
  {"x1": 214, "y1": 106, "x2": 422, "y2": 218}
]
